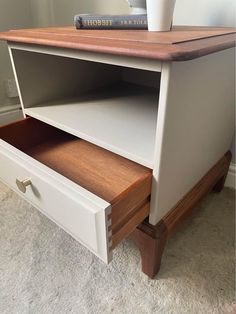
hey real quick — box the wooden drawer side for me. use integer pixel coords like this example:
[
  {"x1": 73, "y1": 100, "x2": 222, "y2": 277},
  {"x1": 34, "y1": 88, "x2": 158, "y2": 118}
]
[{"x1": 110, "y1": 174, "x2": 152, "y2": 248}]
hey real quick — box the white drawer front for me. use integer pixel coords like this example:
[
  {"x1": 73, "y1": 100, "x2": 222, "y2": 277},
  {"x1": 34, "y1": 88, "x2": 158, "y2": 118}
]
[{"x1": 0, "y1": 140, "x2": 111, "y2": 263}]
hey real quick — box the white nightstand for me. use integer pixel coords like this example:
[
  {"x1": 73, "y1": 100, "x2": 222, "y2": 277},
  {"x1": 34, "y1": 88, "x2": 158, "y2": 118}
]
[{"x1": 0, "y1": 26, "x2": 235, "y2": 277}]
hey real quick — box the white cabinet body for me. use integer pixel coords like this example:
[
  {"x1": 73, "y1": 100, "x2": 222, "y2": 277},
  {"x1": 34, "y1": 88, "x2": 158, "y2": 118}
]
[{"x1": 0, "y1": 40, "x2": 234, "y2": 263}]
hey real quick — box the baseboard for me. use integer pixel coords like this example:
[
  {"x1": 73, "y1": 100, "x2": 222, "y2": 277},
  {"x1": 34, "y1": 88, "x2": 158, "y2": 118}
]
[
  {"x1": 0, "y1": 106, "x2": 23, "y2": 126},
  {"x1": 225, "y1": 163, "x2": 236, "y2": 189}
]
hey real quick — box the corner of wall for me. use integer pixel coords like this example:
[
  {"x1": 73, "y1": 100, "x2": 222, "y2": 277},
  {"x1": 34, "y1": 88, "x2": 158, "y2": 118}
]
[{"x1": 225, "y1": 163, "x2": 236, "y2": 189}]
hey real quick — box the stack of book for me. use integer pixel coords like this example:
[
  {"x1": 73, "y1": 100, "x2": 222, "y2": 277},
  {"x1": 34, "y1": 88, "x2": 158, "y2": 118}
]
[{"x1": 74, "y1": 14, "x2": 148, "y2": 30}]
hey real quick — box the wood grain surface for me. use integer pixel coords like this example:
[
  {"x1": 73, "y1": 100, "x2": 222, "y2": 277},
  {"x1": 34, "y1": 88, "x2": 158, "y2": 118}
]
[
  {"x1": 0, "y1": 26, "x2": 235, "y2": 61},
  {"x1": 0, "y1": 117, "x2": 151, "y2": 203},
  {"x1": 26, "y1": 137, "x2": 152, "y2": 203}
]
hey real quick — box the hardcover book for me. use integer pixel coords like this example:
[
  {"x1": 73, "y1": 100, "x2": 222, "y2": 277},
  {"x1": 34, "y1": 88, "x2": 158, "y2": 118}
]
[{"x1": 74, "y1": 14, "x2": 148, "y2": 30}]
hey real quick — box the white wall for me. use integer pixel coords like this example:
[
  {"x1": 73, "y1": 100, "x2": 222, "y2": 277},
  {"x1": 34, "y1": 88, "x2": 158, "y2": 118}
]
[
  {"x1": 29, "y1": 0, "x2": 236, "y2": 27},
  {"x1": 0, "y1": 0, "x2": 33, "y2": 108},
  {"x1": 174, "y1": 0, "x2": 236, "y2": 26},
  {"x1": 30, "y1": 0, "x2": 55, "y2": 27},
  {"x1": 30, "y1": 0, "x2": 129, "y2": 28}
]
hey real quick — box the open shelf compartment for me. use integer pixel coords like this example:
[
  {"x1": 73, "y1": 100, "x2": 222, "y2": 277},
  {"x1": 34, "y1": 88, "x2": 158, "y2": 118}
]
[{"x1": 12, "y1": 48, "x2": 161, "y2": 168}]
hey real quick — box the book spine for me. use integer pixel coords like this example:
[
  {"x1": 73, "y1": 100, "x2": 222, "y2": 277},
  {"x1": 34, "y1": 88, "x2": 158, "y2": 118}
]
[{"x1": 74, "y1": 14, "x2": 148, "y2": 30}]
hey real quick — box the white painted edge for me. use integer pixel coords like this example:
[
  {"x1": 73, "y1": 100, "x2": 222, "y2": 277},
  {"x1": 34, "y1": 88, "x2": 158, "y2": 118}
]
[
  {"x1": 225, "y1": 162, "x2": 236, "y2": 189},
  {"x1": 8, "y1": 46, "x2": 26, "y2": 118},
  {"x1": 149, "y1": 62, "x2": 171, "y2": 224},
  {"x1": 8, "y1": 42, "x2": 162, "y2": 72}
]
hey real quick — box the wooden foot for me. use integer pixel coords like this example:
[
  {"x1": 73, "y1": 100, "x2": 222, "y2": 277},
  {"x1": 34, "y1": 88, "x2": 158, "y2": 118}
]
[
  {"x1": 130, "y1": 220, "x2": 167, "y2": 278},
  {"x1": 213, "y1": 173, "x2": 228, "y2": 193},
  {"x1": 213, "y1": 152, "x2": 231, "y2": 192},
  {"x1": 131, "y1": 151, "x2": 232, "y2": 278}
]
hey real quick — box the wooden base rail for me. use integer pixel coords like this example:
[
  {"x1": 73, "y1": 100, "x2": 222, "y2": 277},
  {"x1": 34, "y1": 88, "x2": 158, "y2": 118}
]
[{"x1": 130, "y1": 151, "x2": 232, "y2": 278}]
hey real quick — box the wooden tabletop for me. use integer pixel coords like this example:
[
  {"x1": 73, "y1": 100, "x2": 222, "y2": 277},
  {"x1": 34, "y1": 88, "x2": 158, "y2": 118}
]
[{"x1": 0, "y1": 26, "x2": 235, "y2": 61}]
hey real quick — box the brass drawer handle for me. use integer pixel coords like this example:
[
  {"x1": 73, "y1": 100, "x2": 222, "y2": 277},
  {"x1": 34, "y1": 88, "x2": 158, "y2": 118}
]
[{"x1": 16, "y1": 178, "x2": 31, "y2": 193}]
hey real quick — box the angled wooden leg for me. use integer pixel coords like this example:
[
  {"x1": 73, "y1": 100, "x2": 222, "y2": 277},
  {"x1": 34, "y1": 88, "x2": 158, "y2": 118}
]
[
  {"x1": 131, "y1": 151, "x2": 232, "y2": 279},
  {"x1": 213, "y1": 153, "x2": 231, "y2": 192},
  {"x1": 130, "y1": 220, "x2": 168, "y2": 278},
  {"x1": 213, "y1": 173, "x2": 228, "y2": 193}
]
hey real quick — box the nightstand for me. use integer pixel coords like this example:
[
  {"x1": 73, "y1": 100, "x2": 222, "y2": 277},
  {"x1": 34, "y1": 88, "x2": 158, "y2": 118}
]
[{"x1": 0, "y1": 26, "x2": 235, "y2": 278}]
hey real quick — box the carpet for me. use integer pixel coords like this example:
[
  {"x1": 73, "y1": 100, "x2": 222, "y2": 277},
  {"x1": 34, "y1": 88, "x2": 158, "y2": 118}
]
[{"x1": 0, "y1": 181, "x2": 235, "y2": 314}]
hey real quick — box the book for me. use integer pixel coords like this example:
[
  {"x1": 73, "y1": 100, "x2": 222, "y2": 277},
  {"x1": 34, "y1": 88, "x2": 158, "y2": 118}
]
[{"x1": 74, "y1": 14, "x2": 148, "y2": 30}]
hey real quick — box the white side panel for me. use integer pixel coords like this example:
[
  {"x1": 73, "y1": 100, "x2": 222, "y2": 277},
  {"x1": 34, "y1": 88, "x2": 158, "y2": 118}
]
[
  {"x1": 150, "y1": 48, "x2": 235, "y2": 224},
  {"x1": 0, "y1": 140, "x2": 112, "y2": 263},
  {"x1": 8, "y1": 47, "x2": 26, "y2": 117}
]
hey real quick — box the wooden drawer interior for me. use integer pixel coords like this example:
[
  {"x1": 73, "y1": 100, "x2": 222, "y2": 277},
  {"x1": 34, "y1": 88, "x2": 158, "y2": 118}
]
[{"x1": 0, "y1": 117, "x2": 152, "y2": 248}]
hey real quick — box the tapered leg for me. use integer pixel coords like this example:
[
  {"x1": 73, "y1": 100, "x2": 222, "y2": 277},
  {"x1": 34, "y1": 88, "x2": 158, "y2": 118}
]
[
  {"x1": 130, "y1": 220, "x2": 168, "y2": 279},
  {"x1": 213, "y1": 152, "x2": 231, "y2": 192},
  {"x1": 213, "y1": 173, "x2": 228, "y2": 193}
]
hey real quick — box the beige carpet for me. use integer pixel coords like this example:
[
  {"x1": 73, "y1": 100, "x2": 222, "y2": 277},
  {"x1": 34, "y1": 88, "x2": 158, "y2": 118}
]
[{"x1": 0, "y1": 181, "x2": 235, "y2": 314}]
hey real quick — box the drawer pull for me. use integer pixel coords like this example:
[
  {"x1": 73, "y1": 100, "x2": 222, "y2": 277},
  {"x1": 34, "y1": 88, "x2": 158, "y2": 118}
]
[{"x1": 16, "y1": 178, "x2": 31, "y2": 193}]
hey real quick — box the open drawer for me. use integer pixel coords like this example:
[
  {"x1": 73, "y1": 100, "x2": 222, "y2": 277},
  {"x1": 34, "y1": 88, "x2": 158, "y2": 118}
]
[{"x1": 0, "y1": 117, "x2": 152, "y2": 263}]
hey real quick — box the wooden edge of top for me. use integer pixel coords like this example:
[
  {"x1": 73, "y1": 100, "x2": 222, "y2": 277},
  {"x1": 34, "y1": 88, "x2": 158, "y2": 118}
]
[{"x1": 0, "y1": 29, "x2": 235, "y2": 61}]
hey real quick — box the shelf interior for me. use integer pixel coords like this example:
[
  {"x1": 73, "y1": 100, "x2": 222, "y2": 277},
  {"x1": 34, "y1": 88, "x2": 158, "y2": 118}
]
[
  {"x1": 12, "y1": 49, "x2": 161, "y2": 167},
  {"x1": 24, "y1": 83, "x2": 159, "y2": 168}
]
